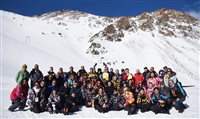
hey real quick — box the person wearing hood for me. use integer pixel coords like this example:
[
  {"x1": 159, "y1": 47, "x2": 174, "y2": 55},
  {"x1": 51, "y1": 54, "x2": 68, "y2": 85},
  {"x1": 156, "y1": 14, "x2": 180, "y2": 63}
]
[{"x1": 16, "y1": 64, "x2": 29, "y2": 84}]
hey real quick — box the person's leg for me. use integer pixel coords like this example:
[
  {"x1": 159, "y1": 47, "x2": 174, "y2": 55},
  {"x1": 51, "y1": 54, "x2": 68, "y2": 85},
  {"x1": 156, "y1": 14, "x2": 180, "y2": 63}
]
[
  {"x1": 151, "y1": 104, "x2": 160, "y2": 114},
  {"x1": 8, "y1": 99, "x2": 21, "y2": 111},
  {"x1": 19, "y1": 98, "x2": 27, "y2": 110}
]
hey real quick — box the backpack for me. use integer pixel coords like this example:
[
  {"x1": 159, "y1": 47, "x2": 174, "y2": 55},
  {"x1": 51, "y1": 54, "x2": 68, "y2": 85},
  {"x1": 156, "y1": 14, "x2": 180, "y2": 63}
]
[{"x1": 177, "y1": 82, "x2": 187, "y2": 97}]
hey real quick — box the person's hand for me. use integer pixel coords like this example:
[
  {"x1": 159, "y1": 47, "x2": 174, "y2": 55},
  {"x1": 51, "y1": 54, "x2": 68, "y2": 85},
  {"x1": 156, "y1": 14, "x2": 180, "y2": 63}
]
[
  {"x1": 177, "y1": 98, "x2": 180, "y2": 101},
  {"x1": 158, "y1": 100, "x2": 164, "y2": 103},
  {"x1": 73, "y1": 103, "x2": 75, "y2": 105}
]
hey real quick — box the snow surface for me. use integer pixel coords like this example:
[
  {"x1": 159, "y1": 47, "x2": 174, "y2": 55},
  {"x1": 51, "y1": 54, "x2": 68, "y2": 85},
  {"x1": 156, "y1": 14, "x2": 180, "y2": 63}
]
[{"x1": 0, "y1": 10, "x2": 200, "y2": 118}]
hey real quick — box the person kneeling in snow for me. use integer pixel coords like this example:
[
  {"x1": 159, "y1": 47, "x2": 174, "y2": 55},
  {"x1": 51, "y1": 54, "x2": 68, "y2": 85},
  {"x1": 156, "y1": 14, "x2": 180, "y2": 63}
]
[
  {"x1": 8, "y1": 79, "x2": 29, "y2": 112},
  {"x1": 94, "y1": 88, "x2": 110, "y2": 113},
  {"x1": 168, "y1": 80, "x2": 187, "y2": 113},
  {"x1": 123, "y1": 87, "x2": 137, "y2": 115},
  {"x1": 151, "y1": 87, "x2": 170, "y2": 114},
  {"x1": 27, "y1": 81, "x2": 42, "y2": 113},
  {"x1": 47, "y1": 89, "x2": 61, "y2": 114}
]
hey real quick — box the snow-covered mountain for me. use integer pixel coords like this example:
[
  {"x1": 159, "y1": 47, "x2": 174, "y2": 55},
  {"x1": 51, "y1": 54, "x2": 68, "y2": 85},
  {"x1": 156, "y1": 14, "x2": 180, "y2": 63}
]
[{"x1": 1, "y1": 9, "x2": 200, "y2": 118}]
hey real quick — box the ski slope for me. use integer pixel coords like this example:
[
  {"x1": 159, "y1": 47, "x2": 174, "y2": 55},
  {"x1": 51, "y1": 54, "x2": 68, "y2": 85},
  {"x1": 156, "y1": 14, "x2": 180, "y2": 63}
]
[{"x1": 0, "y1": 10, "x2": 200, "y2": 118}]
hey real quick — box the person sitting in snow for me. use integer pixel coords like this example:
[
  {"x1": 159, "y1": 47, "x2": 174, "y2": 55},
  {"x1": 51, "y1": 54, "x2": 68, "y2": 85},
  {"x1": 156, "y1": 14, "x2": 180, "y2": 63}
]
[
  {"x1": 94, "y1": 88, "x2": 110, "y2": 113},
  {"x1": 47, "y1": 89, "x2": 61, "y2": 114},
  {"x1": 136, "y1": 89, "x2": 151, "y2": 113},
  {"x1": 123, "y1": 87, "x2": 137, "y2": 115},
  {"x1": 27, "y1": 81, "x2": 42, "y2": 113}
]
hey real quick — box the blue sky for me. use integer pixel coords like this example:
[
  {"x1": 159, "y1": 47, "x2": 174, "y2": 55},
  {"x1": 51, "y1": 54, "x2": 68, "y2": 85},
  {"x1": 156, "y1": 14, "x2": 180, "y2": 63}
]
[{"x1": 0, "y1": 0, "x2": 200, "y2": 19}]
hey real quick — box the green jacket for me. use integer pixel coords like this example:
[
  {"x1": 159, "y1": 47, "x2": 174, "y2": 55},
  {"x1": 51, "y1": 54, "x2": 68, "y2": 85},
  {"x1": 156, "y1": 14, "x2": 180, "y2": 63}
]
[{"x1": 16, "y1": 70, "x2": 30, "y2": 84}]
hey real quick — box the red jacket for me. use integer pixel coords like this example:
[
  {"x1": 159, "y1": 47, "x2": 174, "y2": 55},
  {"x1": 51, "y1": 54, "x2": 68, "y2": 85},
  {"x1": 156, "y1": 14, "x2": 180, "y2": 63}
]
[
  {"x1": 123, "y1": 73, "x2": 133, "y2": 81},
  {"x1": 134, "y1": 73, "x2": 144, "y2": 86},
  {"x1": 10, "y1": 84, "x2": 28, "y2": 101}
]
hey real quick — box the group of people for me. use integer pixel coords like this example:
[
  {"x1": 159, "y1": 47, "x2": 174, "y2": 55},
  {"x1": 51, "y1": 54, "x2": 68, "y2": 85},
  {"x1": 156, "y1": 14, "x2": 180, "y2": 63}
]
[{"x1": 8, "y1": 63, "x2": 188, "y2": 115}]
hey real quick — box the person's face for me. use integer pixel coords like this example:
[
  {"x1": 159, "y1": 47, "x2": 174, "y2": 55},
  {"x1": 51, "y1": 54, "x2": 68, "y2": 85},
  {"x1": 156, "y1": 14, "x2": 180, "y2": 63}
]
[
  {"x1": 113, "y1": 76, "x2": 117, "y2": 80},
  {"x1": 34, "y1": 83, "x2": 40, "y2": 89},
  {"x1": 50, "y1": 67, "x2": 53, "y2": 72},
  {"x1": 70, "y1": 75, "x2": 75, "y2": 80},
  {"x1": 99, "y1": 89, "x2": 103, "y2": 95},
  {"x1": 167, "y1": 70, "x2": 172, "y2": 74},
  {"x1": 150, "y1": 67, "x2": 154, "y2": 72},
  {"x1": 52, "y1": 81, "x2": 56, "y2": 86},
  {"x1": 40, "y1": 81, "x2": 45, "y2": 87},
  {"x1": 22, "y1": 67, "x2": 26, "y2": 71},
  {"x1": 140, "y1": 90, "x2": 144, "y2": 94},
  {"x1": 110, "y1": 68, "x2": 113, "y2": 72},
  {"x1": 154, "y1": 89, "x2": 159, "y2": 94},
  {"x1": 71, "y1": 93, "x2": 75, "y2": 97},
  {"x1": 160, "y1": 83, "x2": 164, "y2": 88},
  {"x1": 59, "y1": 68, "x2": 63, "y2": 72},
  {"x1": 144, "y1": 68, "x2": 147, "y2": 72},
  {"x1": 148, "y1": 83, "x2": 153, "y2": 88},
  {"x1": 34, "y1": 64, "x2": 39, "y2": 70},
  {"x1": 115, "y1": 69, "x2": 119, "y2": 74},
  {"x1": 108, "y1": 82, "x2": 111, "y2": 86},
  {"x1": 49, "y1": 75, "x2": 52, "y2": 80},
  {"x1": 70, "y1": 67, "x2": 73, "y2": 71},
  {"x1": 73, "y1": 83, "x2": 77, "y2": 87},
  {"x1": 125, "y1": 69, "x2": 129, "y2": 74},
  {"x1": 138, "y1": 82, "x2": 142, "y2": 86},
  {"x1": 164, "y1": 68, "x2": 168, "y2": 72},
  {"x1": 22, "y1": 80, "x2": 27, "y2": 85},
  {"x1": 81, "y1": 66, "x2": 84, "y2": 70},
  {"x1": 150, "y1": 73, "x2": 155, "y2": 77},
  {"x1": 136, "y1": 69, "x2": 140, "y2": 73},
  {"x1": 171, "y1": 90, "x2": 176, "y2": 95},
  {"x1": 97, "y1": 81, "x2": 101, "y2": 86},
  {"x1": 114, "y1": 91, "x2": 118, "y2": 95},
  {"x1": 64, "y1": 82, "x2": 67, "y2": 87},
  {"x1": 169, "y1": 81, "x2": 174, "y2": 87},
  {"x1": 104, "y1": 68, "x2": 108, "y2": 72},
  {"x1": 52, "y1": 90, "x2": 56, "y2": 95},
  {"x1": 88, "y1": 84, "x2": 92, "y2": 89}
]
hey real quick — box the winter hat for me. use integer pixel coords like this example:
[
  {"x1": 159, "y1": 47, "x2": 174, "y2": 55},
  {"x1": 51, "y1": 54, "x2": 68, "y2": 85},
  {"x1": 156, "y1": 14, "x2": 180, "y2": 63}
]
[{"x1": 22, "y1": 64, "x2": 27, "y2": 68}]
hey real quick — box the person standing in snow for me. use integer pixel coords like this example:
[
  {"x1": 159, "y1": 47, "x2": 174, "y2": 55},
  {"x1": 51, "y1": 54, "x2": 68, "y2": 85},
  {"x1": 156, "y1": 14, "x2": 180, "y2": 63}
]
[
  {"x1": 123, "y1": 68, "x2": 134, "y2": 81},
  {"x1": 16, "y1": 64, "x2": 29, "y2": 84},
  {"x1": 77, "y1": 66, "x2": 87, "y2": 79},
  {"x1": 30, "y1": 64, "x2": 43, "y2": 88},
  {"x1": 134, "y1": 69, "x2": 144, "y2": 86}
]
